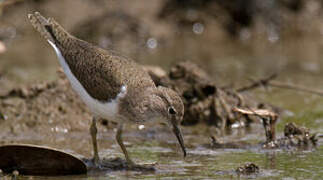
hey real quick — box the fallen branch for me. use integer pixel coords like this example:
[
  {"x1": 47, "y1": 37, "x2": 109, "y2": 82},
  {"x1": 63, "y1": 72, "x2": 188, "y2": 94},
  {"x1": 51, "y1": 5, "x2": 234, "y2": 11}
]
[
  {"x1": 236, "y1": 73, "x2": 277, "y2": 92},
  {"x1": 233, "y1": 107, "x2": 277, "y2": 145},
  {"x1": 236, "y1": 73, "x2": 323, "y2": 97},
  {"x1": 269, "y1": 81, "x2": 323, "y2": 97}
]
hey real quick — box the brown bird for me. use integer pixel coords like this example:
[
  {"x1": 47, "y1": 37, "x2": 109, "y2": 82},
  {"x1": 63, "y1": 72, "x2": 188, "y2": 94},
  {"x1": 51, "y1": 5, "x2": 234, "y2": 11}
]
[{"x1": 28, "y1": 12, "x2": 186, "y2": 167}]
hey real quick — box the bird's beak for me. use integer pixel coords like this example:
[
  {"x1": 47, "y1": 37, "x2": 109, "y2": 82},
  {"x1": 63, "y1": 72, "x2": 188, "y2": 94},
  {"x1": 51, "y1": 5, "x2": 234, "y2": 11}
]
[{"x1": 171, "y1": 118, "x2": 186, "y2": 157}]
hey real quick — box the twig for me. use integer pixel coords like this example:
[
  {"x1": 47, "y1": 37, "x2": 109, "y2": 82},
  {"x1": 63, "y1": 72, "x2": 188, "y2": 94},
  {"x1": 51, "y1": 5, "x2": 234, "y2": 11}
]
[
  {"x1": 269, "y1": 81, "x2": 323, "y2": 97},
  {"x1": 236, "y1": 73, "x2": 277, "y2": 92},
  {"x1": 233, "y1": 107, "x2": 277, "y2": 143},
  {"x1": 236, "y1": 73, "x2": 323, "y2": 97}
]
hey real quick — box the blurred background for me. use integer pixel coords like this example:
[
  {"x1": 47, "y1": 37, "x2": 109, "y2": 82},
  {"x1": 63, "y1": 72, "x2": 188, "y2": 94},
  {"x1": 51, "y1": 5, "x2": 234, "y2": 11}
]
[
  {"x1": 1, "y1": 0, "x2": 323, "y2": 87},
  {"x1": 0, "y1": 0, "x2": 323, "y2": 179}
]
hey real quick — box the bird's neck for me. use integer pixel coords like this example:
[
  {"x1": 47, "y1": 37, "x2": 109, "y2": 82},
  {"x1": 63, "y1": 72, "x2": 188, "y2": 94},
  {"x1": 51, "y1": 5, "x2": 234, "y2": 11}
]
[{"x1": 133, "y1": 87, "x2": 166, "y2": 122}]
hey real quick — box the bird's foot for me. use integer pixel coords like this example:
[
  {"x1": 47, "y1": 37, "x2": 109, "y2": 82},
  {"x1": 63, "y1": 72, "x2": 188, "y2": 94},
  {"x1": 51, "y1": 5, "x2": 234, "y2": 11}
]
[{"x1": 91, "y1": 156, "x2": 102, "y2": 169}]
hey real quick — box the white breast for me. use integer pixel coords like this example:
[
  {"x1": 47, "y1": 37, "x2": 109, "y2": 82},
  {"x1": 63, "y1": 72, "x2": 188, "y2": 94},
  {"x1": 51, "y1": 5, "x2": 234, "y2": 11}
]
[{"x1": 48, "y1": 41, "x2": 126, "y2": 121}]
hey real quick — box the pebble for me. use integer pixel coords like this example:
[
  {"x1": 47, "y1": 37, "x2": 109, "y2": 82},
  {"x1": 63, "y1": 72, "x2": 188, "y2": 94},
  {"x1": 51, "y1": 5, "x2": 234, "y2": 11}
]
[
  {"x1": 12, "y1": 170, "x2": 19, "y2": 177},
  {"x1": 0, "y1": 41, "x2": 6, "y2": 54}
]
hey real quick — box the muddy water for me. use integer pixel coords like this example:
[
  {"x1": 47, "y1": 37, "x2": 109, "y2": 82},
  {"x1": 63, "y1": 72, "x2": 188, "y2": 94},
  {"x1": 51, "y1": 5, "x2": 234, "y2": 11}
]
[
  {"x1": 5, "y1": 78, "x2": 323, "y2": 179},
  {"x1": 12, "y1": 125, "x2": 323, "y2": 179},
  {"x1": 1, "y1": 0, "x2": 323, "y2": 179}
]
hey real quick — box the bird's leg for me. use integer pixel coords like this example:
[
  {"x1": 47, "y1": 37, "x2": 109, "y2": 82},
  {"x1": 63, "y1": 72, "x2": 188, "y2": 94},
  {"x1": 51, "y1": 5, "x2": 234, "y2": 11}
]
[
  {"x1": 116, "y1": 123, "x2": 135, "y2": 166},
  {"x1": 90, "y1": 117, "x2": 99, "y2": 166}
]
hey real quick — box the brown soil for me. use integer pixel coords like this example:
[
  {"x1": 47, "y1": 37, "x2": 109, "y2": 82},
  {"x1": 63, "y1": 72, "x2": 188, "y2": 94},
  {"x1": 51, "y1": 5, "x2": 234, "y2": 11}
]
[{"x1": 0, "y1": 70, "x2": 92, "y2": 137}]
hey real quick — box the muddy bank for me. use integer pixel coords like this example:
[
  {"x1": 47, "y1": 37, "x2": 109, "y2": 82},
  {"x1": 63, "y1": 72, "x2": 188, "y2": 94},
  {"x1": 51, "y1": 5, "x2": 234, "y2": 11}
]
[
  {"x1": 0, "y1": 70, "x2": 92, "y2": 137},
  {"x1": 0, "y1": 61, "x2": 278, "y2": 138}
]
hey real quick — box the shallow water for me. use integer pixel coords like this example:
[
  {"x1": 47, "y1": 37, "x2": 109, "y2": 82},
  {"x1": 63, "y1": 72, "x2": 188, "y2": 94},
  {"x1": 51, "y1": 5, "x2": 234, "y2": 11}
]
[
  {"x1": 13, "y1": 137, "x2": 323, "y2": 179},
  {"x1": 8, "y1": 106, "x2": 323, "y2": 179}
]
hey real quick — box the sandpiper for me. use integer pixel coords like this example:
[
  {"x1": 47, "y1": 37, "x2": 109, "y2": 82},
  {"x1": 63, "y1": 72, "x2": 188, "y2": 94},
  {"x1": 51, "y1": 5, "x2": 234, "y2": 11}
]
[{"x1": 28, "y1": 12, "x2": 186, "y2": 167}]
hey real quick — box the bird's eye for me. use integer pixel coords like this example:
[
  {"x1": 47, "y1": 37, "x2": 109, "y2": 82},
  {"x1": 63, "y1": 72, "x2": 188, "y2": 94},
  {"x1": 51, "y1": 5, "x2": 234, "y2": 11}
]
[{"x1": 168, "y1": 107, "x2": 176, "y2": 115}]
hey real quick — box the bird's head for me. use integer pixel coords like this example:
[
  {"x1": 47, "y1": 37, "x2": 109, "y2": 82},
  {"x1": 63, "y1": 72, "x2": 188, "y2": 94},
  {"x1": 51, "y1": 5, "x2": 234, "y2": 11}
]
[{"x1": 153, "y1": 86, "x2": 186, "y2": 157}]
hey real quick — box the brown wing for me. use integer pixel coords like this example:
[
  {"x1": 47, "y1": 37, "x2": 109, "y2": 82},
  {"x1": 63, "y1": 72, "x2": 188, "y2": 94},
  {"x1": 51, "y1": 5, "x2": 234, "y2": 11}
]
[{"x1": 59, "y1": 38, "x2": 154, "y2": 102}]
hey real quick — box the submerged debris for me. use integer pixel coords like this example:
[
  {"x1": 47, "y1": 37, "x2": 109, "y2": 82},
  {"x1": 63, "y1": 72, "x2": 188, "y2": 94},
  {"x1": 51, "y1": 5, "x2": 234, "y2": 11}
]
[
  {"x1": 277, "y1": 122, "x2": 318, "y2": 148},
  {"x1": 208, "y1": 122, "x2": 318, "y2": 151},
  {"x1": 233, "y1": 107, "x2": 317, "y2": 149},
  {"x1": 284, "y1": 122, "x2": 309, "y2": 137},
  {"x1": 236, "y1": 163, "x2": 259, "y2": 175},
  {"x1": 233, "y1": 107, "x2": 278, "y2": 148}
]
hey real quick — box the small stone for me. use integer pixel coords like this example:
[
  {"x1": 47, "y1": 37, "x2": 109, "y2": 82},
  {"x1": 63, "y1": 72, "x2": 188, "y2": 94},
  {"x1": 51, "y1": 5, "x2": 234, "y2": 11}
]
[
  {"x1": 0, "y1": 112, "x2": 5, "y2": 120},
  {"x1": 12, "y1": 170, "x2": 19, "y2": 176},
  {"x1": 236, "y1": 163, "x2": 259, "y2": 175},
  {"x1": 0, "y1": 41, "x2": 6, "y2": 54}
]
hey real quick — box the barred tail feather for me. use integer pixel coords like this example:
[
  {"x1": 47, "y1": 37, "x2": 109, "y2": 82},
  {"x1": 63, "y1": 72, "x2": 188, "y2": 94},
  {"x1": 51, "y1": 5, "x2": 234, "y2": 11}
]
[{"x1": 28, "y1": 12, "x2": 70, "y2": 46}]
